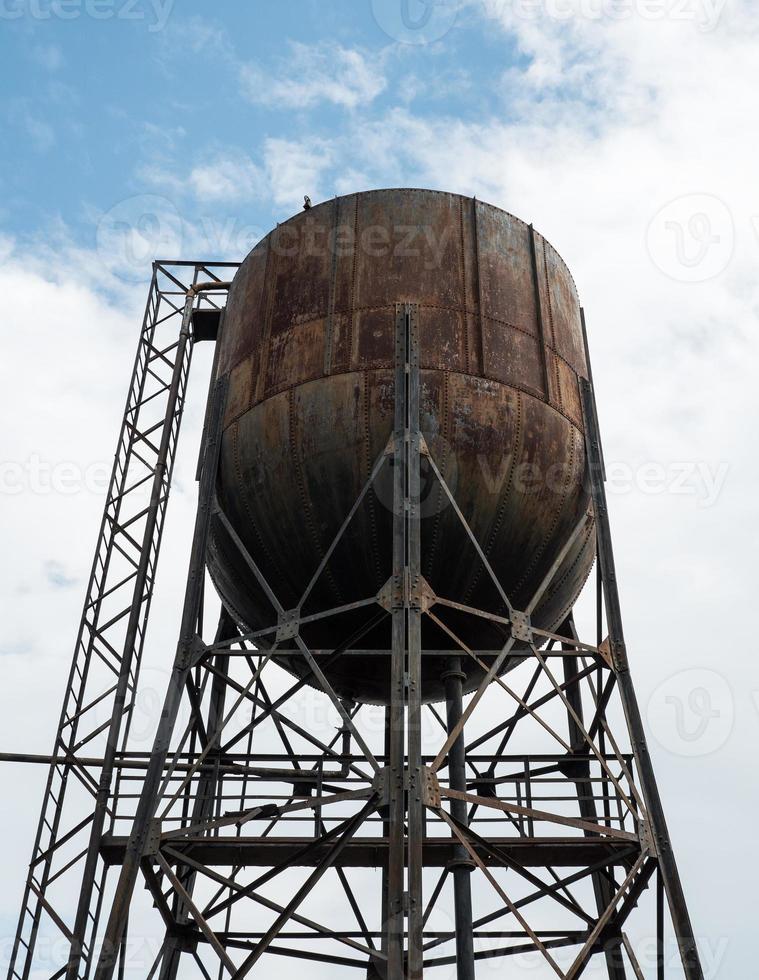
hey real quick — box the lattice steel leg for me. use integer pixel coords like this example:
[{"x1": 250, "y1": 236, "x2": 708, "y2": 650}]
[
  {"x1": 7, "y1": 262, "x2": 234, "y2": 980},
  {"x1": 66, "y1": 289, "x2": 196, "y2": 980},
  {"x1": 93, "y1": 372, "x2": 229, "y2": 980},
  {"x1": 580, "y1": 367, "x2": 703, "y2": 980}
]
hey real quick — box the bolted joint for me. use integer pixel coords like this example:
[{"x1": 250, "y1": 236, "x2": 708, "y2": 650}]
[
  {"x1": 372, "y1": 767, "x2": 393, "y2": 809},
  {"x1": 377, "y1": 576, "x2": 403, "y2": 612},
  {"x1": 377, "y1": 573, "x2": 435, "y2": 612},
  {"x1": 144, "y1": 818, "x2": 162, "y2": 857},
  {"x1": 371, "y1": 765, "x2": 440, "y2": 808},
  {"x1": 418, "y1": 766, "x2": 441, "y2": 807},
  {"x1": 610, "y1": 638, "x2": 629, "y2": 672},
  {"x1": 276, "y1": 608, "x2": 300, "y2": 643},
  {"x1": 639, "y1": 817, "x2": 657, "y2": 857},
  {"x1": 510, "y1": 609, "x2": 532, "y2": 643},
  {"x1": 599, "y1": 635, "x2": 630, "y2": 673},
  {"x1": 175, "y1": 634, "x2": 207, "y2": 671},
  {"x1": 413, "y1": 576, "x2": 436, "y2": 613},
  {"x1": 597, "y1": 637, "x2": 614, "y2": 669}
]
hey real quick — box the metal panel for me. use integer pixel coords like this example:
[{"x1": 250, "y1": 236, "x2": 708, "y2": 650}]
[{"x1": 210, "y1": 190, "x2": 595, "y2": 704}]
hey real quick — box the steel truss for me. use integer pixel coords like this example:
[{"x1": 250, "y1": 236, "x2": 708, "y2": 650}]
[
  {"x1": 7, "y1": 288, "x2": 703, "y2": 980},
  {"x1": 6, "y1": 262, "x2": 238, "y2": 980}
]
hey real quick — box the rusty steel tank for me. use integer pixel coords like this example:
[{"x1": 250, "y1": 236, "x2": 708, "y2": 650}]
[{"x1": 207, "y1": 189, "x2": 595, "y2": 704}]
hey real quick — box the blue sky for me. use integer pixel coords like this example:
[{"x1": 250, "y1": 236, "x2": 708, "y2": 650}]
[
  {"x1": 2, "y1": 1, "x2": 759, "y2": 976},
  {"x1": 1, "y1": 1, "x2": 526, "y2": 260}
]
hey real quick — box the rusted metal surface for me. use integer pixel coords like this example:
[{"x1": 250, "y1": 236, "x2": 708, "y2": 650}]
[{"x1": 207, "y1": 189, "x2": 595, "y2": 703}]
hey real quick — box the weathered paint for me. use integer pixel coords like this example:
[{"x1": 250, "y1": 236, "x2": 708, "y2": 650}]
[{"x1": 207, "y1": 189, "x2": 595, "y2": 704}]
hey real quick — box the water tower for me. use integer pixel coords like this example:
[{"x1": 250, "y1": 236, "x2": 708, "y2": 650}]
[{"x1": 6, "y1": 190, "x2": 702, "y2": 980}]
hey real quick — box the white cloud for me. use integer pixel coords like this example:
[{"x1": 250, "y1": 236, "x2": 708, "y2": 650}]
[
  {"x1": 0, "y1": 234, "x2": 212, "y2": 935},
  {"x1": 187, "y1": 152, "x2": 265, "y2": 202},
  {"x1": 263, "y1": 136, "x2": 336, "y2": 210},
  {"x1": 240, "y1": 41, "x2": 387, "y2": 109}
]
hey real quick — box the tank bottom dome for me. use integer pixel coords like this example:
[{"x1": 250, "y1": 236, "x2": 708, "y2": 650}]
[{"x1": 207, "y1": 371, "x2": 595, "y2": 706}]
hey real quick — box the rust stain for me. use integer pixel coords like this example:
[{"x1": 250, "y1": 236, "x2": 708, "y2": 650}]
[{"x1": 208, "y1": 189, "x2": 596, "y2": 705}]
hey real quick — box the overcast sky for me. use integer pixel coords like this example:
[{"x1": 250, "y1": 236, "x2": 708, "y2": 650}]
[{"x1": 1, "y1": 1, "x2": 758, "y2": 977}]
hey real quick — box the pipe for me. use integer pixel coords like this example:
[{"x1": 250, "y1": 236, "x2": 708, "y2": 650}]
[{"x1": 187, "y1": 280, "x2": 233, "y2": 297}]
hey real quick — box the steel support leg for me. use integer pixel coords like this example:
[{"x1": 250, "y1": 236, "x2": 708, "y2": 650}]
[
  {"x1": 580, "y1": 375, "x2": 703, "y2": 980},
  {"x1": 7, "y1": 266, "x2": 235, "y2": 980},
  {"x1": 405, "y1": 304, "x2": 424, "y2": 980},
  {"x1": 92, "y1": 371, "x2": 229, "y2": 980},
  {"x1": 387, "y1": 306, "x2": 408, "y2": 979},
  {"x1": 387, "y1": 303, "x2": 424, "y2": 979},
  {"x1": 442, "y1": 660, "x2": 475, "y2": 980},
  {"x1": 157, "y1": 609, "x2": 238, "y2": 980},
  {"x1": 65, "y1": 292, "x2": 195, "y2": 980}
]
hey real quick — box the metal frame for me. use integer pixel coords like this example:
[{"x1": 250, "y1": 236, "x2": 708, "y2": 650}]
[
  {"x1": 5, "y1": 262, "x2": 237, "y2": 980},
  {"x1": 5, "y1": 283, "x2": 703, "y2": 980}
]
